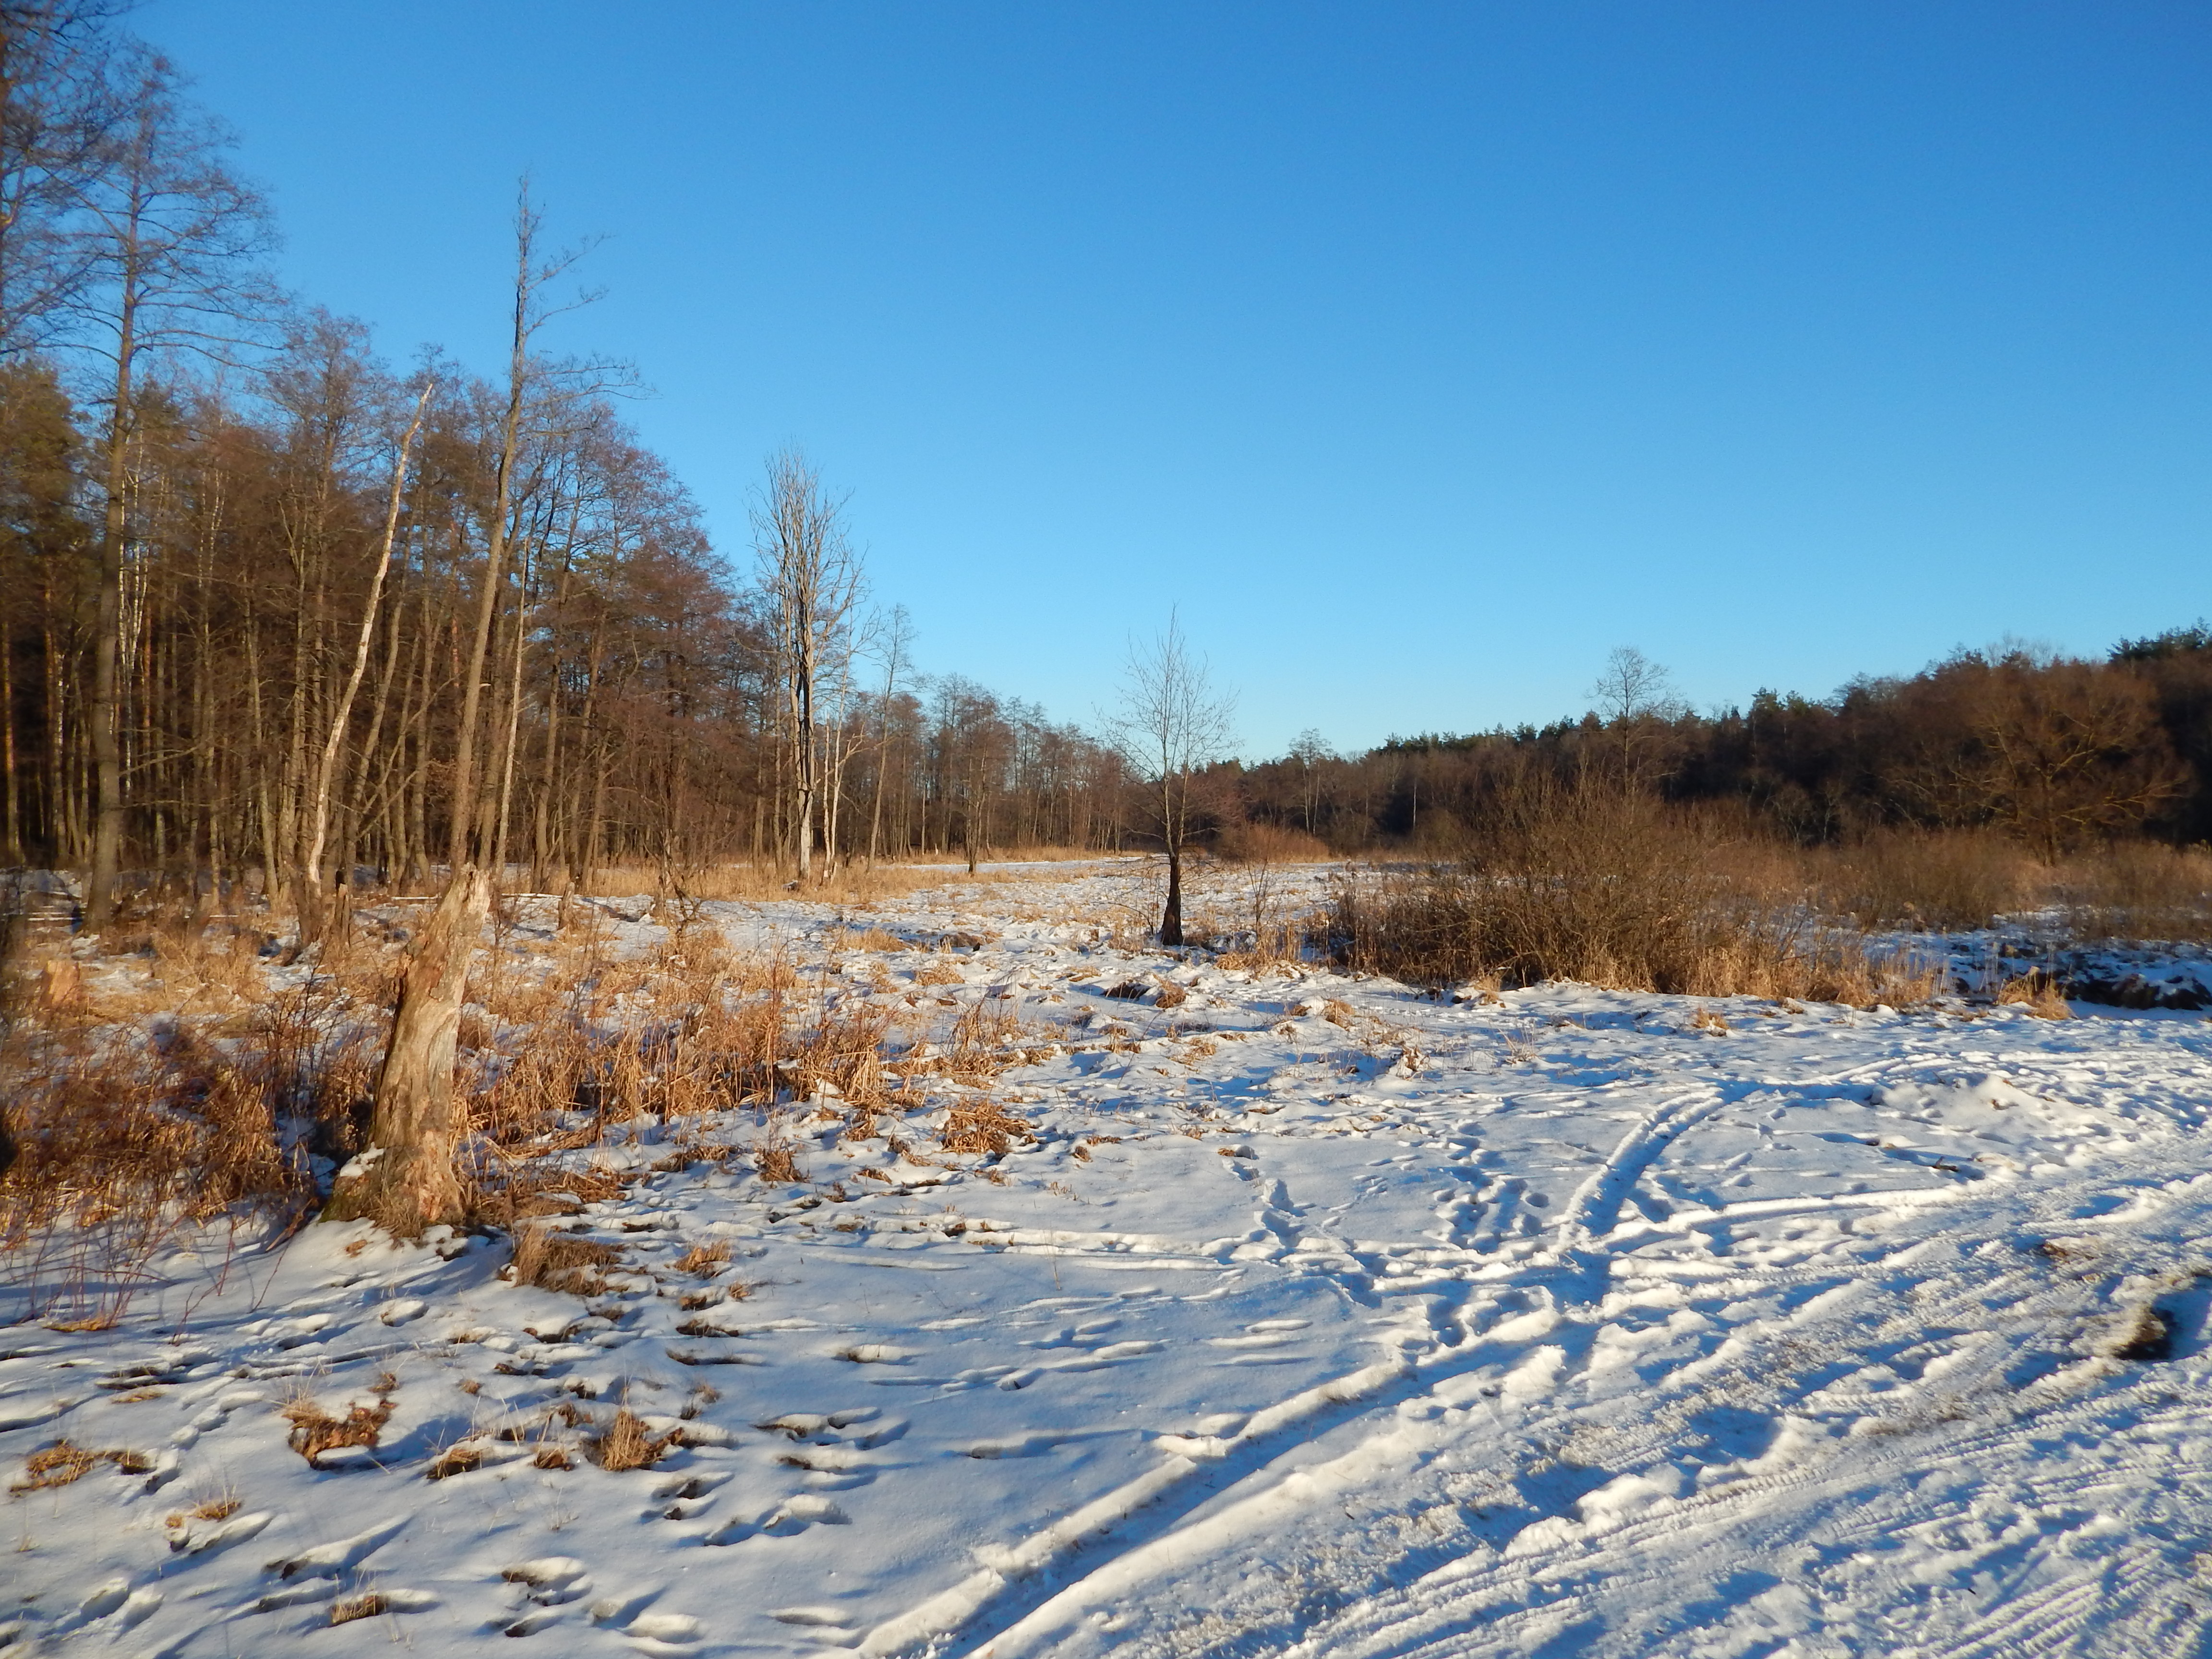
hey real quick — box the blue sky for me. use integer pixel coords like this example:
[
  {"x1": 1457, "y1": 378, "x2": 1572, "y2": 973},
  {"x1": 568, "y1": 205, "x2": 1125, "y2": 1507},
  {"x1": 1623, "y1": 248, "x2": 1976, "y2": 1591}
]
[{"x1": 143, "y1": 1, "x2": 2212, "y2": 758}]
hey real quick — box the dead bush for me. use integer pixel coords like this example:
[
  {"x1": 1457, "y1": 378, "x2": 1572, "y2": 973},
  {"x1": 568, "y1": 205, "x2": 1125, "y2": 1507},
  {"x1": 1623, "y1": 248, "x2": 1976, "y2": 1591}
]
[
  {"x1": 1333, "y1": 781, "x2": 1942, "y2": 1005},
  {"x1": 2057, "y1": 841, "x2": 2212, "y2": 942},
  {"x1": 1816, "y1": 829, "x2": 2033, "y2": 931}
]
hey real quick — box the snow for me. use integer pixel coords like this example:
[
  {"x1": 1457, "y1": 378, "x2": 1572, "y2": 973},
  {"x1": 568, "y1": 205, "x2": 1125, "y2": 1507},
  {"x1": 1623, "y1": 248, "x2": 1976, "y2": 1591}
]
[{"x1": 6, "y1": 859, "x2": 2212, "y2": 1657}]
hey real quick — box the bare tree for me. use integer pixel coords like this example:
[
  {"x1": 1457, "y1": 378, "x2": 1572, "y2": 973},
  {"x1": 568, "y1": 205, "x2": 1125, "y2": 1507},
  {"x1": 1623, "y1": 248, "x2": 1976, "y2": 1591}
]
[
  {"x1": 1290, "y1": 726, "x2": 1332, "y2": 834},
  {"x1": 445, "y1": 181, "x2": 601, "y2": 876},
  {"x1": 753, "y1": 447, "x2": 863, "y2": 881},
  {"x1": 297, "y1": 374, "x2": 432, "y2": 940},
  {"x1": 1589, "y1": 645, "x2": 1685, "y2": 788},
  {"x1": 69, "y1": 43, "x2": 273, "y2": 930},
  {"x1": 0, "y1": 0, "x2": 127, "y2": 359},
  {"x1": 1106, "y1": 614, "x2": 1235, "y2": 947},
  {"x1": 865, "y1": 602, "x2": 913, "y2": 867}
]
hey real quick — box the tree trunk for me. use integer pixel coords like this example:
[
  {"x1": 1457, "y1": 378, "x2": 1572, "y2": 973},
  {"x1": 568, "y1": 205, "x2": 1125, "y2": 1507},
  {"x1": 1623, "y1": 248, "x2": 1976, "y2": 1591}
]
[
  {"x1": 301, "y1": 384, "x2": 429, "y2": 940},
  {"x1": 84, "y1": 295, "x2": 134, "y2": 932},
  {"x1": 325, "y1": 863, "x2": 490, "y2": 1235},
  {"x1": 1160, "y1": 842, "x2": 1184, "y2": 947}
]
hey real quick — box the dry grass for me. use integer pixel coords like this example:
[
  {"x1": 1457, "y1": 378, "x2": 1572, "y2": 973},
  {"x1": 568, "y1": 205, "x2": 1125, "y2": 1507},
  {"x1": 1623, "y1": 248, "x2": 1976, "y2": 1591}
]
[
  {"x1": 590, "y1": 1407, "x2": 674, "y2": 1471},
  {"x1": 938, "y1": 1096, "x2": 1034, "y2": 1156},
  {"x1": 1214, "y1": 822, "x2": 1333, "y2": 864},
  {"x1": 673, "y1": 1241, "x2": 730, "y2": 1276},
  {"x1": 576, "y1": 853, "x2": 1098, "y2": 910},
  {"x1": 2056, "y1": 842, "x2": 2212, "y2": 942},
  {"x1": 508, "y1": 1226, "x2": 625, "y2": 1295},
  {"x1": 329, "y1": 1593, "x2": 389, "y2": 1626},
  {"x1": 281, "y1": 1375, "x2": 397, "y2": 1464},
  {"x1": 1813, "y1": 829, "x2": 2034, "y2": 932},
  {"x1": 1997, "y1": 972, "x2": 2073, "y2": 1019},
  {"x1": 1332, "y1": 784, "x2": 1945, "y2": 1006},
  {"x1": 424, "y1": 1443, "x2": 484, "y2": 1481},
  {"x1": 753, "y1": 1142, "x2": 803, "y2": 1183},
  {"x1": 12, "y1": 1439, "x2": 100, "y2": 1491}
]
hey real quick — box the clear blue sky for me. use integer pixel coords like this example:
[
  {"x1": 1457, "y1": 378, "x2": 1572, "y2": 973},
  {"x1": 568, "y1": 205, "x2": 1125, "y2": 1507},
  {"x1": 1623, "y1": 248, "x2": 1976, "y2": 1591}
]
[{"x1": 144, "y1": 1, "x2": 2212, "y2": 758}]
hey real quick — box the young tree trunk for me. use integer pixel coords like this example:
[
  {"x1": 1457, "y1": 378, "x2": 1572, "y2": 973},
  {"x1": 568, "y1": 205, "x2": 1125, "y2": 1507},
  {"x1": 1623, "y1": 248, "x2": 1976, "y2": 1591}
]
[
  {"x1": 300, "y1": 383, "x2": 430, "y2": 940},
  {"x1": 83, "y1": 297, "x2": 134, "y2": 931},
  {"x1": 1161, "y1": 842, "x2": 1184, "y2": 947},
  {"x1": 325, "y1": 862, "x2": 490, "y2": 1235}
]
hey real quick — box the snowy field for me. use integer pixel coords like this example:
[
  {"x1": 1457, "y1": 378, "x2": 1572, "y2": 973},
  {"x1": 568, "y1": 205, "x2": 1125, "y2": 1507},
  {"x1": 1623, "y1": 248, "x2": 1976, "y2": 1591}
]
[{"x1": 6, "y1": 858, "x2": 2212, "y2": 1658}]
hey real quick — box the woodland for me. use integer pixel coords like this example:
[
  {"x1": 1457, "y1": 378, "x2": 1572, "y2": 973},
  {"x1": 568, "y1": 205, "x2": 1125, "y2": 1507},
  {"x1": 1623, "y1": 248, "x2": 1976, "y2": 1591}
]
[{"x1": 3, "y1": 6, "x2": 2209, "y2": 948}]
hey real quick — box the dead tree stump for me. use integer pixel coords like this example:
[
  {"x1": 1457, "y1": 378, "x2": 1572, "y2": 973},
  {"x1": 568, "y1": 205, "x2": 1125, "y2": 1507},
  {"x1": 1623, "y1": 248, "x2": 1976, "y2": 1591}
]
[{"x1": 325, "y1": 865, "x2": 490, "y2": 1236}]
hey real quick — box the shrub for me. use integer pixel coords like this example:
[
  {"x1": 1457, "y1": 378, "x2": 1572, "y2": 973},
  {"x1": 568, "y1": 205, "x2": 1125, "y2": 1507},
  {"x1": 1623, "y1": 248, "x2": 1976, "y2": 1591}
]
[
  {"x1": 1214, "y1": 822, "x2": 1332, "y2": 864},
  {"x1": 1333, "y1": 781, "x2": 1941, "y2": 1005},
  {"x1": 2056, "y1": 841, "x2": 2212, "y2": 942},
  {"x1": 1815, "y1": 829, "x2": 2032, "y2": 931}
]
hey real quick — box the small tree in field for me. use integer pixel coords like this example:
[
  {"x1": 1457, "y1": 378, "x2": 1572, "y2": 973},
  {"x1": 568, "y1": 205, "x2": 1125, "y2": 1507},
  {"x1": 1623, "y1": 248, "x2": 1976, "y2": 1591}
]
[{"x1": 1107, "y1": 617, "x2": 1235, "y2": 948}]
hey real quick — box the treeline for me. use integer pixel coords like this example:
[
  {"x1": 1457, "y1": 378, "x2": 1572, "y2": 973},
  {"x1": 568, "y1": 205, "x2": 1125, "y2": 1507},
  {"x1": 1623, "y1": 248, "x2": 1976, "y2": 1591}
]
[
  {"x1": 1236, "y1": 634, "x2": 2212, "y2": 859},
  {"x1": 0, "y1": 5, "x2": 1128, "y2": 927}
]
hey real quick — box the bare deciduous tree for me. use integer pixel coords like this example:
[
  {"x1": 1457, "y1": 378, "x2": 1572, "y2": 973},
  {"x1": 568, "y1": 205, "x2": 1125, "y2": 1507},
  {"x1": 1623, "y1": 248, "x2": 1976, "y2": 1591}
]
[
  {"x1": 1107, "y1": 615, "x2": 1235, "y2": 947},
  {"x1": 753, "y1": 447, "x2": 863, "y2": 882},
  {"x1": 446, "y1": 181, "x2": 602, "y2": 876},
  {"x1": 1589, "y1": 645, "x2": 1686, "y2": 788},
  {"x1": 297, "y1": 374, "x2": 432, "y2": 940},
  {"x1": 71, "y1": 42, "x2": 273, "y2": 929}
]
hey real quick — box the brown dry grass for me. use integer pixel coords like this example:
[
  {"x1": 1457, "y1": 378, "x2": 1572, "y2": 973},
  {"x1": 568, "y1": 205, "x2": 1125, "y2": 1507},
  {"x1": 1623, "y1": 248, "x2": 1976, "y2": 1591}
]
[
  {"x1": 938, "y1": 1097, "x2": 1034, "y2": 1156},
  {"x1": 673, "y1": 1241, "x2": 730, "y2": 1276},
  {"x1": 281, "y1": 1375, "x2": 397, "y2": 1463},
  {"x1": 1214, "y1": 822, "x2": 1333, "y2": 864},
  {"x1": 1333, "y1": 784, "x2": 1946, "y2": 1006},
  {"x1": 0, "y1": 853, "x2": 1094, "y2": 1305},
  {"x1": 1997, "y1": 972, "x2": 2074, "y2": 1019},
  {"x1": 508, "y1": 1227, "x2": 625, "y2": 1294},
  {"x1": 1812, "y1": 829, "x2": 2034, "y2": 932},
  {"x1": 590, "y1": 1407, "x2": 674, "y2": 1471},
  {"x1": 329, "y1": 1594, "x2": 389, "y2": 1626},
  {"x1": 2056, "y1": 842, "x2": 2212, "y2": 942},
  {"x1": 12, "y1": 1439, "x2": 100, "y2": 1490},
  {"x1": 753, "y1": 1142, "x2": 803, "y2": 1184},
  {"x1": 577, "y1": 852, "x2": 1100, "y2": 910}
]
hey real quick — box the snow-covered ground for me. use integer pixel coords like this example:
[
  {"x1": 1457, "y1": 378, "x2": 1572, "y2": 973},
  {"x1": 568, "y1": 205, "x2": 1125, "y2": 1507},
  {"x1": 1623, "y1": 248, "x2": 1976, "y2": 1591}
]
[{"x1": 7, "y1": 859, "x2": 2212, "y2": 1658}]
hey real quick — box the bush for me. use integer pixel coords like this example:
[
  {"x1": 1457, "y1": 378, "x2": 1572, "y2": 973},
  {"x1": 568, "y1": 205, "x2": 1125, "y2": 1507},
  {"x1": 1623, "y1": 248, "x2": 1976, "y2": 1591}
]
[
  {"x1": 2056, "y1": 841, "x2": 2212, "y2": 942},
  {"x1": 1333, "y1": 781, "x2": 1940, "y2": 1005},
  {"x1": 1815, "y1": 829, "x2": 2032, "y2": 931},
  {"x1": 1214, "y1": 822, "x2": 1333, "y2": 864}
]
